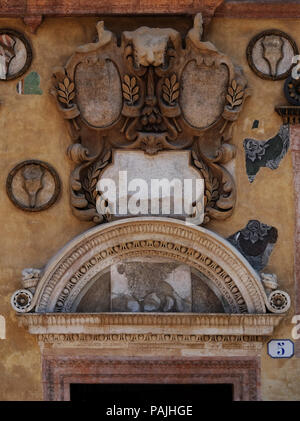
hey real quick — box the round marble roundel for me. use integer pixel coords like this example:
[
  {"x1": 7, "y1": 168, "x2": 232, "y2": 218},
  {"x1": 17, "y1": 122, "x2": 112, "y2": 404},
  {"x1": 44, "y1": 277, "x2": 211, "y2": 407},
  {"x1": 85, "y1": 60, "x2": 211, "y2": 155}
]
[
  {"x1": 0, "y1": 29, "x2": 32, "y2": 81},
  {"x1": 6, "y1": 160, "x2": 61, "y2": 212},
  {"x1": 246, "y1": 29, "x2": 298, "y2": 81}
]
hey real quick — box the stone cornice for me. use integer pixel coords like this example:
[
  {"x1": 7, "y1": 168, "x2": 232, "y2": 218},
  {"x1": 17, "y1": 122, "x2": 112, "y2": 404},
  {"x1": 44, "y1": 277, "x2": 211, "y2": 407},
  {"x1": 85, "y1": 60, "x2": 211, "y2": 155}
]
[
  {"x1": 0, "y1": 0, "x2": 224, "y2": 17},
  {"x1": 18, "y1": 313, "x2": 283, "y2": 339},
  {"x1": 0, "y1": 1, "x2": 299, "y2": 19}
]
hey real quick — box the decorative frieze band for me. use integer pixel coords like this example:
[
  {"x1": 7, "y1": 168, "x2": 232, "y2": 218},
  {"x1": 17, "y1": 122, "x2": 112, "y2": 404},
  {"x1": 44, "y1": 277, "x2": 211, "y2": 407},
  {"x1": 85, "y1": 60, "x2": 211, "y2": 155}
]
[
  {"x1": 18, "y1": 312, "x2": 283, "y2": 336},
  {"x1": 37, "y1": 332, "x2": 265, "y2": 345}
]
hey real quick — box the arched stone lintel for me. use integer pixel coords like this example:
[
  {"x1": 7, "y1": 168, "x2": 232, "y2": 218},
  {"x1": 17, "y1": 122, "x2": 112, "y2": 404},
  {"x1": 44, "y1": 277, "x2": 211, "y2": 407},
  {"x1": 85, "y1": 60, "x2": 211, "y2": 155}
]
[{"x1": 15, "y1": 217, "x2": 268, "y2": 314}]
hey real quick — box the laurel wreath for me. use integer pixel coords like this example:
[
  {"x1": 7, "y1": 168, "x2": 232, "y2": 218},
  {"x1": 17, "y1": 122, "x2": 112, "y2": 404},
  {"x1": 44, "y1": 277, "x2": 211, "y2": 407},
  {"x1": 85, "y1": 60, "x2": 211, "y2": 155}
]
[
  {"x1": 122, "y1": 75, "x2": 139, "y2": 105},
  {"x1": 162, "y1": 73, "x2": 179, "y2": 105},
  {"x1": 226, "y1": 80, "x2": 244, "y2": 109},
  {"x1": 57, "y1": 77, "x2": 75, "y2": 107}
]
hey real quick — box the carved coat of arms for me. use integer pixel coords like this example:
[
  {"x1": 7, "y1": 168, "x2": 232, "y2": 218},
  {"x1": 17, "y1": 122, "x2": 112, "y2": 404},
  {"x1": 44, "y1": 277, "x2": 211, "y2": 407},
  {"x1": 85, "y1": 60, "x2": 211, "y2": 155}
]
[{"x1": 52, "y1": 13, "x2": 249, "y2": 224}]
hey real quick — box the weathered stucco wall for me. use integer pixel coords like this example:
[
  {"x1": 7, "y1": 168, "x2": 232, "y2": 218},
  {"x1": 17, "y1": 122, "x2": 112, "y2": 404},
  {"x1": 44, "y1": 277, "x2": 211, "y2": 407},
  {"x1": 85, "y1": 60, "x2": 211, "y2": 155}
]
[{"x1": 0, "y1": 16, "x2": 298, "y2": 400}]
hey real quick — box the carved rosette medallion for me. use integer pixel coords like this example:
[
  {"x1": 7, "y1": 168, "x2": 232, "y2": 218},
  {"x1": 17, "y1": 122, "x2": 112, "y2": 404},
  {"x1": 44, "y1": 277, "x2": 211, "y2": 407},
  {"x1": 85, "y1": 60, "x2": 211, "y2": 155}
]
[
  {"x1": 0, "y1": 29, "x2": 32, "y2": 81},
  {"x1": 6, "y1": 160, "x2": 61, "y2": 211},
  {"x1": 247, "y1": 29, "x2": 298, "y2": 81},
  {"x1": 52, "y1": 14, "x2": 249, "y2": 225}
]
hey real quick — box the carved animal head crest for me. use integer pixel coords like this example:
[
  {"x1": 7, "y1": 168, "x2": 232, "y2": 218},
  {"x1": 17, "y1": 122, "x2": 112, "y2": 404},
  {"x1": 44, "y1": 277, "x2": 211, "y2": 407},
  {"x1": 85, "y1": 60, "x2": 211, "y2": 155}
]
[{"x1": 123, "y1": 27, "x2": 181, "y2": 68}]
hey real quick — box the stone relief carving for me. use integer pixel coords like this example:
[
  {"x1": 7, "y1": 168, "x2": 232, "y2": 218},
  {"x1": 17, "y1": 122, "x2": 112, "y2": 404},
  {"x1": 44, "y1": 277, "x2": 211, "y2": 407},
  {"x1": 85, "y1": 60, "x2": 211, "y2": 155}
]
[
  {"x1": 21, "y1": 268, "x2": 41, "y2": 291},
  {"x1": 243, "y1": 125, "x2": 289, "y2": 182},
  {"x1": 75, "y1": 261, "x2": 225, "y2": 313},
  {"x1": 6, "y1": 160, "x2": 61, "y2": 211},
  {"x1": 11, "y1": 217, "x2": 290, "y2": 315},
  {"x1": 227, "y1": 220, "x2": 278, "y2": 272},
  {"x1": 246, "y1": 29, "x2": 298, "y2": 80},
  {"x1": 10, "y1": 268, "x2": 42, "y2": 312},
  {"x1": 260, "y1": 273, "x2": 290, "y2": 314},
  {"x1": 22, "y1": 164, "x2": 45, "y2": 208},
  {"x1": 111, "y1": 261, "x2": 192, "y2": 313},
  {"x1": 0, "y1": 29, "x2": 32, "y2": 80},
  {"x1": 260, "y1": 272, "x2": 278, "y2": 294},
  {"x1": 227, "y1": 221, "x2": 290, "y2": 313},
  {"x1": 11, "y1": 289, "x2": 33, "y2": 313},
  {"x1": 51, "y1": 14, "x2": 249, "y2": 225},
  {"x1": 266, "y1": 290, "x2": 291, "y2": 314}
]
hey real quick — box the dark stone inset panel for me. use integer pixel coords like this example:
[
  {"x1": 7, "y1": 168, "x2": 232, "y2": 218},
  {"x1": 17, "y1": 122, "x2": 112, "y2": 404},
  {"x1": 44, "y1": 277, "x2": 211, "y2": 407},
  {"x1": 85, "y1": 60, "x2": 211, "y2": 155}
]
[
  {"x1": 243, "y1": 125, "x2": 289, "y2": 182},
  {"x1": 227, "y1": 220, "x2": 278, "y2": 272}
]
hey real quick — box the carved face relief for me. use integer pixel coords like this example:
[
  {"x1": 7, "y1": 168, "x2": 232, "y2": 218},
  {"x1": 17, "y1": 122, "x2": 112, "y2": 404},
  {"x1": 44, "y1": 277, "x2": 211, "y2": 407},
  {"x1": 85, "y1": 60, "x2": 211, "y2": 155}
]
[
  {"x1": 247, "y1": 29, "x2": 298, "y2": 80},
  {"x1": 52, "y1": 14, "x2": 249, "y2": 225},
  {"x1": 0, "y1": 30, "x2": 32, "y2": 81}
]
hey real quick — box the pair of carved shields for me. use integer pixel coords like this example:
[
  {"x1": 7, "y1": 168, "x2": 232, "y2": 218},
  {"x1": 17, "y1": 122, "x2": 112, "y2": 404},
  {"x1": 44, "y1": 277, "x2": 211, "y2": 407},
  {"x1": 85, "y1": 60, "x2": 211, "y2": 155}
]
[{"x1": 52, "y1": 14, "x2": 249, "y2": 224}]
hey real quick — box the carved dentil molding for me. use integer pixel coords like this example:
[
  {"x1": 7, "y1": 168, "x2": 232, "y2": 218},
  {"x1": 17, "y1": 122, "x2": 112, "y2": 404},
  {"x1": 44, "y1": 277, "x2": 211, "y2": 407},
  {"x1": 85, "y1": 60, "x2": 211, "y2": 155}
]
[
  {"x1": 17, "y1": 312, "x2": 283, "y2": 330},
  {"x1": 17, "y1": 312, "x2": 283, "y2": 349}
]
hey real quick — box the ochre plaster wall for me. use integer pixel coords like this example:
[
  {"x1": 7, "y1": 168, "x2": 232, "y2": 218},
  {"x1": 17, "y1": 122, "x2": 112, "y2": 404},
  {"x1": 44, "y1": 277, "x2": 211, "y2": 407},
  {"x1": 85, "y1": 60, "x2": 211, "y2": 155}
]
[{"x1": 0, "y1": 16, "x2": 298, "y2": 400}]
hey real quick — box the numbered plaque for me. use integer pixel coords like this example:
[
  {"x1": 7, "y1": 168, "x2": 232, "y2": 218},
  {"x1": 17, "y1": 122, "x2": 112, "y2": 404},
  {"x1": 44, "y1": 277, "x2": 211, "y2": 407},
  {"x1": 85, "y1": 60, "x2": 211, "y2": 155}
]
[{"x1": 267, "y1": 339, "x2": 294, "y2": 358}]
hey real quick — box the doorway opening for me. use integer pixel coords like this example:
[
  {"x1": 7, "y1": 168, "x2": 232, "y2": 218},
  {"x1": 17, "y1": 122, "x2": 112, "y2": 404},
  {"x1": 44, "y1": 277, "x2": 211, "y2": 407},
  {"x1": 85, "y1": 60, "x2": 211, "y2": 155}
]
[{"x1": 70, "y1": 383, "x2": 233, "y2": 402}]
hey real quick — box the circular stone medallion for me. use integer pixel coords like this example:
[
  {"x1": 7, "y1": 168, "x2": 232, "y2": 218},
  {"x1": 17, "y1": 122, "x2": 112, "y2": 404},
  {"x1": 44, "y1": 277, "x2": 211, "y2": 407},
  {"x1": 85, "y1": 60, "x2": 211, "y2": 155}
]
[
  {"x1": 246, "y1": 29, "x2": 298, "y2": 81},
  {"x1": 6, "y1": 160, "x2": 61, "y2": 212},
  {"x1": 0, "y1": 29, "x2": 32, "y2": 81}
]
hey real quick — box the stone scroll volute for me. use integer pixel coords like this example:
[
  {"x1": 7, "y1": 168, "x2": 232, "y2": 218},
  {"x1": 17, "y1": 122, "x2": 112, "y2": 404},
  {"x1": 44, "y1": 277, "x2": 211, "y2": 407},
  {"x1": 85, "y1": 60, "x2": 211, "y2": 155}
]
[{"x1": 51, "y1": 15, "x2": 250, "y2": 224}]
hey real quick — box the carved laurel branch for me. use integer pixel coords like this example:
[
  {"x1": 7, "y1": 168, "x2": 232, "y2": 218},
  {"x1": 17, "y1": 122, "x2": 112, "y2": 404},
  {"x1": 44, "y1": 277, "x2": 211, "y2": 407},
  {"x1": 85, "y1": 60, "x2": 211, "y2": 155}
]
[
  {"x1": 192, "y1": 151, "x2": 219, "y2": 223},
  {"x1": 82, "y1": 150, "x2": 111, "y2": 207},
  {"x1": 162, "y1": 73, "x2": 179, "y2": 105},
  {"x1": 56, "y1": 76, "x2": 75, "y2": 107},
  {"x1": 52, "y1": 69, "x2": 81, "y2": 138},
  {"x1": 122, "y1": 75, "x2": 139, "y2": 105},
  {"x1": 226, "y1": 80, "x2": 244, "y2": 109}
]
